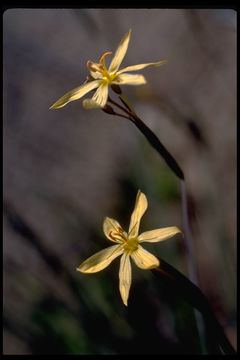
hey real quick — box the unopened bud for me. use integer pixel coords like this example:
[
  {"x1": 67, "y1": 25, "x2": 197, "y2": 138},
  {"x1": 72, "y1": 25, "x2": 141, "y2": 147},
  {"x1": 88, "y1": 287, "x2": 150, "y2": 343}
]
[
  {"x1": 111, "y1": 84, "x2": 122, "y2": 94},
  {"x1": 102, "y1": 104, "x2": 116, "y2": 115}
]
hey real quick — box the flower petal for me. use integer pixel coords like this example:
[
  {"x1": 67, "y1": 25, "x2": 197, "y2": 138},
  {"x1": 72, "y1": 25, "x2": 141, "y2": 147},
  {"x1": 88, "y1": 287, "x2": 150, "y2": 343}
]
[
  {"x1": 82, "y1": 98, "x2": 101, "y2": 109},
  {"x1": 117, "y1": 60, "x2": 167, "y2": 74},
  {"x1": 103, "y1": 217, "x2": 125, "y2": 243},
  {"x1": 92, "y1": 82, "x2": 109, "y2": 107},
  {"x1": 128, "y1": 190, "x2": 148, "y2": 238},
  {"x1": 49, "y1": 80, "x2": 100, "y2": 109},
  {"x1": 77, "y1": 244, "x2": 123, "y2": 273},
  {"x1": 131, "y1": 245, "x2": 159, "y2": 269},
  {"x1": 113, "y1": 73, "x2": 146, "y2": 86},
  {"x1": 108, "y1": 29, "x2": 132, "y2": 73},
  {"x1": 119, "y1": 253, "x2": 132, "y2": 306},
  {"x1": 138, "y1": 227, "x2": 182, "y2": 243}
]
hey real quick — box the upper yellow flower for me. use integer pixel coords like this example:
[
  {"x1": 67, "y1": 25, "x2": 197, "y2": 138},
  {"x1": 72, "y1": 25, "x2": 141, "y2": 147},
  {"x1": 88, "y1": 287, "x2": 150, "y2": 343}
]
[
  {"x1": 50, "y1": 29, "x2": 166, "y2": 110},
  {"x1": 77, "y1": 190, "x2": 181, "y2": 306}
]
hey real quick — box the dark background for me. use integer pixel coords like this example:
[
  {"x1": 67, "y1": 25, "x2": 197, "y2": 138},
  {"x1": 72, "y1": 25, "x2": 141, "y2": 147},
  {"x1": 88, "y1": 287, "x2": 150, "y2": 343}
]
[{"x1": 3, "y1": 8, "x2": 236, "y2": 354}]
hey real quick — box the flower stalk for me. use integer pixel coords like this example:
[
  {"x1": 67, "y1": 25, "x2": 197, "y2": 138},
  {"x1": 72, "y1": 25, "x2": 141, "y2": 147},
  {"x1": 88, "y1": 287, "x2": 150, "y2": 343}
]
[{"x1": 152, "y1": 258, "x2": 236, "y2": 354}]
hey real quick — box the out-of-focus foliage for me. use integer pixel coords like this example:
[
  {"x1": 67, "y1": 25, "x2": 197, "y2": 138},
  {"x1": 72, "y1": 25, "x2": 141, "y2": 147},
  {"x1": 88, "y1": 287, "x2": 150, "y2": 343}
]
[{"x1": 3, "y1": 8, "x2": 236, "y2": 354}]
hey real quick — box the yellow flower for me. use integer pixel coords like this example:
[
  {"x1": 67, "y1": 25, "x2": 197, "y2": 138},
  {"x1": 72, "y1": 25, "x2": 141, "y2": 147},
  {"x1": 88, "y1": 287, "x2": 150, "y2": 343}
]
[
  {"x1": 77, "y1": 190, "x2": 181, "y2": 306},
  {"x1": 50, "y1": 29, "x2": 166, "y2": 110}
]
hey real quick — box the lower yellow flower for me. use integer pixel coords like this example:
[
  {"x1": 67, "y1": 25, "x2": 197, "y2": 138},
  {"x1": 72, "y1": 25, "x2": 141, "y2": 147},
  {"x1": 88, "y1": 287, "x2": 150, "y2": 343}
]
[{"x1": 77, "y1": 190, "x2": 181, "y2": 306}]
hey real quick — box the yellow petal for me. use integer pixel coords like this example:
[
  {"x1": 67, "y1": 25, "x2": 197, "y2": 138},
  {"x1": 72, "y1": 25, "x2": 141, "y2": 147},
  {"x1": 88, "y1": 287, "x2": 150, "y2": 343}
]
[
  {"x1": 128, "y1": 190, "x2": 148, "y2": 238},
  {"x1": 117, "y1": 60, "x2": 167, "y2": 74},
  {"x1": 77, "y1": 244, "x2": 123, "y2": 273},
  {"x1": 92, "y1": 82, "x2": 109, "y2": 107},
  {"x1": 82, "y1": 98, "x2": 101, "y2": 109},
  {"x1": 138, "y1": 227, "x2": 182, "y2": 243},
  {"x1": 119, "y1": 253, "x2": 132, "y2": 306},
  {"x1": 103, "y1": 217, "x2": 125, "y2": 243},
  {"x1": 49, "y1": 80, "x2": 100, "y2": 109},
  {"x1": 108, "y1": 29, "x2": 132, "y2": 73},
  {"x1": 113, "y1": 73, "x2": 146, "y2": 86},
  {"x1": 131, "y1": 245, "x2": 159, "y2": 269}
]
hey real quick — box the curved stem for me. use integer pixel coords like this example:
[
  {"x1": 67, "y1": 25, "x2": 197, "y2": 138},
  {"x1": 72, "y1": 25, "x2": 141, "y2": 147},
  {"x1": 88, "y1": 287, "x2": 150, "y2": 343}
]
[
  {"x1": 113, "y1": 112, "x2": 130, "y2": 121},
  {"x1": 108, "y1": 97, "x2": 131, "y2": 116}
]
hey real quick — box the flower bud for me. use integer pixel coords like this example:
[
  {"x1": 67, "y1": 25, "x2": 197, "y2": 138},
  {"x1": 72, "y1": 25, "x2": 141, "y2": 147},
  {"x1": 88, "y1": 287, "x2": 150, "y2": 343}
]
[
  {"x1": 102, "y1": 104, "x2": 116, "y2": 115},
  {"x1": 111, "y1": 84, "x2": 122, "y2": 94}
]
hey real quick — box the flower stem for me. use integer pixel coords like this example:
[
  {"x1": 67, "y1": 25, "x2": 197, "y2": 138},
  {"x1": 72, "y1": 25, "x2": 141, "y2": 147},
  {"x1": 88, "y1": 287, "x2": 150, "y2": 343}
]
[
  {"x1": 152, "y1": 259, "x2": 236, "y2": 354},
  {"x1": 180, "y1": 181, "x2": 197, "y2": 283},
  {"x1": 108, "y1": 97, "x2": 184, "y2": 180}
]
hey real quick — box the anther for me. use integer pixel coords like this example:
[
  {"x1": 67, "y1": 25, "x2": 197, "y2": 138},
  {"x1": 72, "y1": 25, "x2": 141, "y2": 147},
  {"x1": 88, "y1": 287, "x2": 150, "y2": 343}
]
[{"x1": 87, "y1": 61, "x2": 99, "y2": 72}]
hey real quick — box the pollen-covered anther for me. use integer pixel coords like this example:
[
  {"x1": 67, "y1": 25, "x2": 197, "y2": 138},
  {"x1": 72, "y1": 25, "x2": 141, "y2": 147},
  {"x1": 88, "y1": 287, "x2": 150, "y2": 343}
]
[
  {"x1": 87, "y1": 61, "x2": 99, "y2": 72},
  {"x1": 109, "y1": 231, "x2": 126, "y2": 242}
]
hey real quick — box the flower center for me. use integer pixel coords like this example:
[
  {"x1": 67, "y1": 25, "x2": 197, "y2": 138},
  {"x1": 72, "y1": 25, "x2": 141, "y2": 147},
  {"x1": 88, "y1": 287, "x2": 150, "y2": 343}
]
[
  {"x1": 102, "y1": 71, "x2": 116, "y2": 83},
  {"x1": 87, "y1": 51, "x2": 117, "y2": 84},
  {"x1": 124, "y1": 237, "x2": 139, "y2": 254}
]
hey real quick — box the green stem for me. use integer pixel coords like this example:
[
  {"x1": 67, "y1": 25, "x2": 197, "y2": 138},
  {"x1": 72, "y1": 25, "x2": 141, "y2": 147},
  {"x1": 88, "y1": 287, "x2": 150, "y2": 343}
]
[
  {"x1": 152, "y1": 259, "x2": 236, "y2": 354},
  {"x1": 108, "y1": 97, "x2": 184, "y2": 180}
]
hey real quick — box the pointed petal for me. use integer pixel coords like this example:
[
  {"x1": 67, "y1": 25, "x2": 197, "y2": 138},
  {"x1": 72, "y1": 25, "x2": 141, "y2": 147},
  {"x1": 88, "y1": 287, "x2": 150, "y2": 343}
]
[
  {"x1": 49, "y1": 80, "x2": 100, "y2": 109},
  {"x1": 131, "y1": 245, "x2": 159, "y2": 269},
  {"x1": 103, "y1": 217, "x2": 125, "y2": 243},
  {"x1": 113, "y1": 73, "x2": 146, "y2": 86},
  {"x1": 108, "y1": 29, "x2": 132, "y2": 73},
  {"x1": 92, "y1": 82, "x2": 109, "y2": 107},
  {"x1": 82, "y1": 98, "x2": 101, "y2": 109},
  {"x1": 128, "y1": 190, "x2": 148, "y2": 238},
  {"x1": 138, "y1": 227, "x2": 182, "y2": 243},
  {"x1": 77, "y1": 244, "x2": 123, "y2": 273},
  {"x1": 119, "y1": 253, "x2": 132, "y2": 306},
  {"x1": 117, "y1": 60, "x2": 167, "y2": 74}
]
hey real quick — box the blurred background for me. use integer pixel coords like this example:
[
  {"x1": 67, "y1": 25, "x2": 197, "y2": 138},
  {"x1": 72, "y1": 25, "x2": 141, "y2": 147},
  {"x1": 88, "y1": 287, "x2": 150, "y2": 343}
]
[{"x1": 3, "y1": 8, "x2": 236, "y2": 354}]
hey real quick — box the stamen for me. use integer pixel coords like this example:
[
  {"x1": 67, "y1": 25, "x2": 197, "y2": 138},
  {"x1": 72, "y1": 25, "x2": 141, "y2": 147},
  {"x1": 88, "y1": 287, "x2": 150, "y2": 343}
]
[
  {"x1": 109, "y1": 230, "x2": 126, "y2": 242},
  {"x1": 99, "y1": 51, "x2": 112, "y2": 69},
  {"x1": 109, "y1": 231, "x2": 116, "y2": 241},
  {"x1": 87, "y1": 61, "x2": 100, "y2": 72}
]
